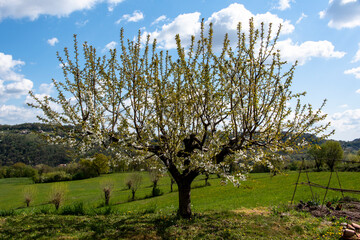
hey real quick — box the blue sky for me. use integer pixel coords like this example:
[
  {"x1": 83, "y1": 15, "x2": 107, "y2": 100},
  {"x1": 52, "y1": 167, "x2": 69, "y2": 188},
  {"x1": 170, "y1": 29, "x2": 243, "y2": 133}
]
[{"x1": 0, "y1": 0, "x2": 359, "y2": 141}]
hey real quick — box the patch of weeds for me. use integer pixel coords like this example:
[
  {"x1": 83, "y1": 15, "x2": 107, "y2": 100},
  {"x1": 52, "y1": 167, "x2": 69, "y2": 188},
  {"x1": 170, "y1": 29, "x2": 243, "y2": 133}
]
[
  {"x1": 38, "y1": 206, "x2": 51, "y2": 214},
  {"x1": 0, "y1": 209, "x2": 15, "y2": 217},
  {"x1": 60, "y1": 202, "x2": 85, "y2": 215},
  {"x1": 270, "y1": 203, "x2": 291, "y2": 216},
  {"x1": 291, "y1": 224, "x2": 304, "y2": 234}
]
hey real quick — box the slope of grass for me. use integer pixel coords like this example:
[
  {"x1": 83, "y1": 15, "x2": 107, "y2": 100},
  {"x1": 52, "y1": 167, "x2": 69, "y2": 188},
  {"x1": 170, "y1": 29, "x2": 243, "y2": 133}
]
[
  {"x1": 0, "y1": 171, "x2": 359, "y2": 213},
  {"x1": 0, "y1": 171, "x2": 358, "y2": 239}
]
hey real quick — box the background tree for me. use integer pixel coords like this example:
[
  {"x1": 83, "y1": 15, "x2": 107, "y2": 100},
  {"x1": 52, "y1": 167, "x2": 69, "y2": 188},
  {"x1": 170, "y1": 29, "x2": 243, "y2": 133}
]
[
  {"x1": 29, "y1": 19, "x2": 331, "y2": 218},
  {"x1": 149, "y1": 168, "x2": 163, "y2": 196},
  {"x1": 126, "y1": 173, "x2": 142, "y2": 201},
  {"x1": 308, "y1": 144, "x2": 324, "y2": 171},
  {"x1": 321, "y1": 140, "x2": 343, "y2": 172},
  {"x1": 92, "y1": 153, "x2": 110, "y2": 175}
]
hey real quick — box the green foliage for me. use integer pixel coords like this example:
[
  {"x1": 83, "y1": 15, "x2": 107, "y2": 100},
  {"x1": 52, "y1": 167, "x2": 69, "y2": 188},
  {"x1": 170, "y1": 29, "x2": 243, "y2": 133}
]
[
  {"x1": 321, "y1": 141, "x2": 344, "y2": 171},
  {"x1": 0, "y1": 163, "x2": 38, "y2": 178},
  {"x1": 308, "y1": 144, "x2": 324, "y2": 171},
  {"x1": 0, "y1": 130, "x2": 72, "y2": 166},
  {"x1": 33, "y1": 171, "x2": 72, "y2": 183}
]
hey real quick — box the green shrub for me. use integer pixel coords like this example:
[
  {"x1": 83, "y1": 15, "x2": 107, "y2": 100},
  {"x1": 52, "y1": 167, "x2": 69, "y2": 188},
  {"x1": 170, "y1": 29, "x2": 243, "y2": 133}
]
[
  {"x1": 23, "y1": 185, "x2": 37, "y2": 207},
  {"x1": 35, "y1": 171, "x2": 72, "y2": 183}
]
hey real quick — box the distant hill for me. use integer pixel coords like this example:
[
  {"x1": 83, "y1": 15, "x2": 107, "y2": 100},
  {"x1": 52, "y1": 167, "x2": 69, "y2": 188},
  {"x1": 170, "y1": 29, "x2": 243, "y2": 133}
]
[
  {"x1": 0, "y1": 123, "x2": 72, "y2": 166},
  {"x1": 339, "y1": 138, "x2": 360, "y2": 152}
]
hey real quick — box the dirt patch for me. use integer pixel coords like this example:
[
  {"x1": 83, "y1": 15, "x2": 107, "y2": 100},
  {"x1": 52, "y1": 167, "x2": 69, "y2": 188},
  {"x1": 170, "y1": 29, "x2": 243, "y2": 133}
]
[
  {"x1": 296, "y1": 200, "x2": 360, "y2": 222},
  {"x1": 232, "y1": 207, "x2": 270, "y2": 216}
]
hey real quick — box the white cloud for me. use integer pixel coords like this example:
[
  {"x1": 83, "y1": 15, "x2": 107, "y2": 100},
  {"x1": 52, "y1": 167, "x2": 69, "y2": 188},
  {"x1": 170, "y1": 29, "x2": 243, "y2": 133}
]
[
  {"x1": 151, "y1": 15, "x2": 167, "y2": 25},
  {"x1": 75, "y1": 19, "x2": 89, "y2": 27},
  {"x1": 356, "y1": 89, "x2": 360, "y2": 94},
  {"x1": 276, "y1": 39, "x2": 346, "y2": 65},
  {"x1": 47, "y1": 37, "x2": 59, "y2": 46},
  {"x1": 351, "y1": 43, "x2": 360, "y2": 63},
  {"x1": 320, "y1": 0, "x2": 360, "y2": 29},
  {"x1": 0, "y1": 52, "x2": 33, "y2": 103},
  {"x1": 0, "y1": 105, "x2": 39, "y2": 124},
  {"x1": 107, "y1": 0, "x2": 125, "y2": 12},
  {"x1": 115, "y1": 10, "x2": 144, "y2": 24},
  {"x1": 39, "y1": 83, "x2": 54, "y2": 95},
  {"x1": 344, "y1": 66, "x2": 360, "y2": 78},
  {"x1": 340, "y1": 104, "x2": 349, "y2": 108},
  {"x1": 103, "y1": 41, "x2": 117, "y2": 52},
  {"x1": 329, "y1": 108, "x2": 360, "y2": 140},
  {"x1": 142, "y1": 12, "x2": 201, "y2": 49},
  {"x1": 0, "y1": 0, "x2": 125, "y2": 21},
  {"x1": 277, "y1": 0, "x2": 293, "y2": 11},
  {"x1": 143, "y1": 3, "x2": 294, "y2": 50},
  {"x1": 296, "y1": 13, "x2": 308, "y2": 24}
]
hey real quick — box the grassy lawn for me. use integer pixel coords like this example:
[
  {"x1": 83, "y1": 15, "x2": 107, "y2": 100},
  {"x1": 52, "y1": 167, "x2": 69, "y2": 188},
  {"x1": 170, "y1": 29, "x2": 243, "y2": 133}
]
[
  {"x1": 0, "y1": 171, "x2": 359, "y2": 213},
  {"x1": 0, "y1": 171, "x2": 359, "y2": 239}
]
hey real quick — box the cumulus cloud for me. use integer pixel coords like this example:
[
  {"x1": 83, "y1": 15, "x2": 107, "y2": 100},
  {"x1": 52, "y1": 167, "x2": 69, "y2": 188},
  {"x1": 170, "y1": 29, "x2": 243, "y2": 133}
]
[
  {"x1": 47, "y1": 37, "x2": 59, "y2": 46},
  {"x1": 143, "y1": 3, "x2": 294, "y2": 50},
  {"x1": 277, "y1": 0, "x2": 293, "y2": 10},
  {"x1": 142, "y1": 12, "x2": 201, "y2": 49},
  {"x1": 276, "y1": 39, "x2": 346, "y2": 65},
  {"x1": 344, "y1": 66, "x2": 360, "y2": 78},
  {"x1": 115, "y1": 10, "x2": 144, "y2": 24},
  {"x1": 356, "y1": 89, "x2": 360, "y2": 94},
  {"x1": 151, "y1": 15, "x2": 167, "y2": 25},
  {"x1": 0, "y1": 104, "x2": 39, "y2": 124},
  {"x1": 0, "y1": 0, "x2": 125, "y2": 21},
  {"x1": 320, "y1": 0, "x2": 360, "y2": 29},
  {"x1": 328, "y1": 108, "x2": 360, "y2": 140},
  {"x1": 0, "y1": 52, "x2": 33, "y2": 103}
]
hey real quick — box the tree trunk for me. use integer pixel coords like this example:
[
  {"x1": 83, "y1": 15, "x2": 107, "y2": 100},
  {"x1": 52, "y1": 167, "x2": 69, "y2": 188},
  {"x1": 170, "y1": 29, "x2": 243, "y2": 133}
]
[{"x1": 177, "y1": 181, "x2": 192, "y2": 218}]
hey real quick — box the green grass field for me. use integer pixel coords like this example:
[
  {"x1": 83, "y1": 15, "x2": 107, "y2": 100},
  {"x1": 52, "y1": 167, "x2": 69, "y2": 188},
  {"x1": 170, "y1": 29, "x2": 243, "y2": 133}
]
[
  {"x1": 0, "y1": 171, "x2": 359, "y2": 213},
  {"x1": 0, "y1": 171, "x2": 359, "y2": 239}
]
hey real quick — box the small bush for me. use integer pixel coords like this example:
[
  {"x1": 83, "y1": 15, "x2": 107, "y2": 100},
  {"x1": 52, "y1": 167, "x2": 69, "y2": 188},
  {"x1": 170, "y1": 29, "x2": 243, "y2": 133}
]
[
  {"x1": 152, "y1": 187, "x2": 163, "y2": 197},
  {"x1": 23, "y1": 185, "x2": 37, "y2": 207},
  {"x1": 100, "y1": 179, "x2": 114, "y2": 206},
  {"x1": 49, "y1": 183, "x2": 68, "y2": 210},
  {"x1": 126, "y1": 173, "x2": 142, "y2": 201}
]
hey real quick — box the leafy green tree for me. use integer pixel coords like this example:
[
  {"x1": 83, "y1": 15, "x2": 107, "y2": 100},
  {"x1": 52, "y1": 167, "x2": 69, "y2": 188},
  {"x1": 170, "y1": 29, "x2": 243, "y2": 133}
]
[
  {"x1": 93, "y1": 153, "x2": 110, "y2": 175},
  {"x1": 321, "y1": 140, "x2": 343, "y2": 172},
  {"x1": 308, "y1": 144, "x2": 324, "y2": 171},
  {"x1": 29, "y1": 19, "x2": 331, "y2": 218}
]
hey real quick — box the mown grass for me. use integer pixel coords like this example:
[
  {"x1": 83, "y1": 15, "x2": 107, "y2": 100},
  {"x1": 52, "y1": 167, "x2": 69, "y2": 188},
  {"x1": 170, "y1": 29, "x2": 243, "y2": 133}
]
[{"x1": 0, "y1": 171, "x2": 358, "y2": 239}]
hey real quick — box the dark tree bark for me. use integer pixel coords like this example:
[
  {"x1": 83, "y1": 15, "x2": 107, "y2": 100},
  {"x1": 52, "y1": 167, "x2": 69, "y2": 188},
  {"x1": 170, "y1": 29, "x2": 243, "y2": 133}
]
[{"x1": 177, "y1": 180, "x2": 192, "y2": 218}]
